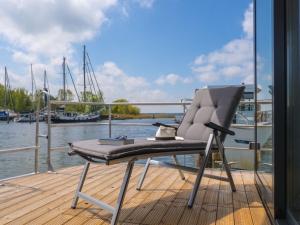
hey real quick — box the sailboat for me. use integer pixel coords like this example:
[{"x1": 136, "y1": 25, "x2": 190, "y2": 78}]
[
  {"x1": 15, "y1": 65, "x2": 45, "y2": 123},
  {"x1": 0, "y1": 67, "x2": 17, "y2": 122},
  {"x1": 51, "y1": 45, "x2": 104, "y2": 123}
]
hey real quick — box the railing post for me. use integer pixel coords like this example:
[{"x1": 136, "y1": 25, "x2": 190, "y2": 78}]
[
  {"x1": 183, "y1": 103, "x2": 187, "y2": 166},
  {"x1": 108, "y1": 104, "x2": 112, "y2": 138},
  {"x1": 34, "y1": 96, "x2": 40, "y2": 174},
  {"x1": 47, "y1": 96, "x2": 53, "y2": 171}
]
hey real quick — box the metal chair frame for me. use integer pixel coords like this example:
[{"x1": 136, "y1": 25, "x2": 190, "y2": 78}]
[{"x1": 71, "y1": 129, "x2": 236, "y2": 225}]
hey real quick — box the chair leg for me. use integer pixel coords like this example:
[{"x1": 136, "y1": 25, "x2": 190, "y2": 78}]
[
  {"x1": 172, "y1": 155, "x2": 185, "y2": 180},
  {"x1": 71, "y1": 162, "x2": 90, "y2": 208},
  {"x1": 111, "y1": 161, "x2": 135, "y2": 225},
  {"x1": 188, "y1": 133, "x2": 214, "y2": 208},
  {"x1": 136, "y1": 158, "x2": 151, "y2": 190},
  {"x1": 214, "y1": 132, "x2": 236, "y2": 192}
]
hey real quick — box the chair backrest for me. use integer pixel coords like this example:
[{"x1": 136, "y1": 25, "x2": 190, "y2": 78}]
[{"x1": 177, "y1": 86, "x2": 245, "y2": 141}]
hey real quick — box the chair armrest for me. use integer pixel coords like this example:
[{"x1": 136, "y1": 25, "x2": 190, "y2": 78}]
[
  {"x1": 152, "y1": 122, "x2": 178, "y2": 130},
  {"x1": 204, "y1": 122, "x2": 235, "y2": 136}
]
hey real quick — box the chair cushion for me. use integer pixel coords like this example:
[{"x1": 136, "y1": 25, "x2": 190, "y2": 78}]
[
  {"x1": 69, "y1": 86, "x2": 244, "y2": 163},
  {"x1": 70, "y1": 139, "x2": 208, "y2": 161},
  {"x1": 177, "y1": 86, "x2": 245, "y2": 141}
]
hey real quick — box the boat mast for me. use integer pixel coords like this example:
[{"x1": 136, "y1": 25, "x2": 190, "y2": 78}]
[
  {"x1": 86, "y1": 52, "x2": 104, "y2": 102},
  {"x1": 83, "y1": 45, "x2": 86, "y2": 102},
  {"x1": 43, "y1": 70, "x2": 48, "y2": 107},
  {"x1": 62, "y1": 57, "x2": 66, "y2": 101},
  {"x1": 31, "y1": 64, "x2": 34, "y2": 101},
  {"x1": 44, "y1": 70, "x2": 47, "y2": 92},
  {"x1": 4, "y1": 67, "x2": 7, "y2": 109}
]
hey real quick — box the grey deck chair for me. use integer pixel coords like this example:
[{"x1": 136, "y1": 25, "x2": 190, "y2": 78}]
[{"x1": 69, "y1": 86, "x2": 245, "y2": 225}]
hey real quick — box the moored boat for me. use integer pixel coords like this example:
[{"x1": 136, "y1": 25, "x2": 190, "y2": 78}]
[
  {"x1": 51, "y1": 111, "x2": 100, "y2": 123},
  {"x1": 15, "y1": 111, "x2": 45, "y2": 123},
  {"x1": 0, "y1": 110, "x2": 10, "y2": 121},
  {"x1": 0, "y1": 110, "x2": 17, "y2": 121}
]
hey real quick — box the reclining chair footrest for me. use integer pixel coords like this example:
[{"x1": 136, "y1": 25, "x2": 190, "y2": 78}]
[{"x1": 77, "y1": 192, "x2": 115, "y2": 213}]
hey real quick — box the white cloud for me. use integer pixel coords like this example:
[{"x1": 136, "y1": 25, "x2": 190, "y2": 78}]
[
  {"x1": 0, "y1": 0, "x2": 160, "y2": 98},
  {"x1": 0, "y1": 0, "x2": 117, "y2": 64},
  {"x1": 0, "y1": 62, "x2": 62, "y2": 98},
  {"x1": 243, "y1": 3, "x2": 254, "y2": 39},
  {"x1": 192, "y1": 3, "x2": 254, "y2": 85},
  {"x1": 95, "y1": 62, "x2": 168, "y2": 102},
  {"x1": 12, "y1": 51, "x2": 37, "y2": 64},
  {"x1": 155, "y1": 73, "x2": 193, "y2": 86}
]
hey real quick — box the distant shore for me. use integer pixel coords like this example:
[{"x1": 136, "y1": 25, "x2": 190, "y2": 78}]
[{"x1": 101, "y1": 113, "x2": 176, "y2": 120}]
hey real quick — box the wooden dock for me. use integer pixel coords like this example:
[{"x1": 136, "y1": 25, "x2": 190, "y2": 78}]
[{"x1": 0, "y1": 164, "x2": 271, "y2": 225}]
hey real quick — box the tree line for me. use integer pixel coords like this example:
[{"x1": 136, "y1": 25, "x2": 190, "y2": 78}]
[
  {"x1": 0, "y1": 84, "x2": 140, "y2": 115},
  {"x1": 0, "y1": 84, "x2": 33, "y2": 112}
]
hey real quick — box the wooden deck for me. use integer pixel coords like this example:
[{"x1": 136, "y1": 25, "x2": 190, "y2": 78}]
[{"x1": 0, "y1": 164, "x2": 271, "y2": 225}]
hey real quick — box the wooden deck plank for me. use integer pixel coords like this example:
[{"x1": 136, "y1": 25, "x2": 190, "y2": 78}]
[
  {"x1": 248, "y1": 207, "x2": 271, "y2": 225},
  {"x1": 27, "y1": 165, "x2": 140, "y2": 225},
  {"x1": 0, "y1": 170, "x2": 82, "y2": 204},
  {"x1": 0, "y1": 170, "x2": 79, "y2": 198},
  {"x1": 116, "y1": 168, "x2": 170, "y2": 223},
  {"x1": 5, "y1": 170, "x2": 126, "y2": 225},
  {"x1": 147, "y1": 171, "x2": 195, "y2": 225},
  {"x1": 47, "y1": 167, "x2": 169, "y2": 225},
  {"x1": 196, "y1": 170, "x2": 221, "y2": 225},
  {"x1": 52, "y1": 167, "x2": 144, "y2": 225},
  {"x1": 0, "y1": 165, "x2": 101, "y2": 204},
  {"x1": 233, "y1": 171, "x2": 254, "y2": 225},
  {"x1": 2, "y1": 165, "x2": 126, "y2": 224},
  {"x1": 175, "y1": 170, "x2": 212, "y2": 225},
  {"x1": 60, "y1": 166, "x2": 161, "y2": 225},
  {"x1": 123, "y1": 170, "x2": 180, "y2": 224},
  {"x1": 216, "y1": 171, "x2": 234, "y2": 225},
  {"x1": 90, "y1": 167, "x2": 170, "y2": 225},
  {"x1": 241, "y1": 172, "x2": 271, "y2": 225},
  {"x1": 142, "y1": 173, "x2": 191, "y2": 225},
  {"x1": 0, "y1": 165, "x2": 271, "y2": 225}
]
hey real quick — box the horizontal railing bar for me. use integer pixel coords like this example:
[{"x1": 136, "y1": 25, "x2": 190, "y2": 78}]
[
  {"x1": 50, "y1": 146, "x2": 68, "y2": 151},
  {"x1": 50, "y1": 100, "x2": 272, "y2": 106},
  {"x1": 50, "y1": 122, "x2": 179, "y2": 128},
  {"x1": 232, "y1": 124, "x2": 272, "y2": 128},
  {"x1": 0, "y1": 146, "x2": 40, "y2": 154},
  {"x1": 226, "y1": 147, "x2": 251, "y2": 151},
  {"x1": 50, "y1": 122, "x2": 270, "y2": 129},
  {"x1": 38, "y1": 134, "x2": 48, "y2": 138},
  {"x1": 50, "y1": 101, "x2": 191, "y2": 106},
  {"x1": 0, "y1": 172, "x2": 37, "y2": 182}
]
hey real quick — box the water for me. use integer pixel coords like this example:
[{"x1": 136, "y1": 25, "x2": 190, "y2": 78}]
[
  {"x1": 0, "y1": 119, "x2": 255, "y2": 179},
  {"x1": 0, "y1": 119, "x2": 179, "y2": 179}
]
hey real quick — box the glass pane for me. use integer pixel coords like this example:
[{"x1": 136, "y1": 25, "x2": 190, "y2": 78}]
[
  {"x1": 255, "y1": 0, "x2": 274, "y2": 216},
  {"x1": 287, "y1": 0, "x2": 300, "y2": 222}
]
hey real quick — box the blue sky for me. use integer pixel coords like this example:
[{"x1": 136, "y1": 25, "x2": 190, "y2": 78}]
[{"x1": 0, "y1": 0, "x2": 253, "y2": 105}]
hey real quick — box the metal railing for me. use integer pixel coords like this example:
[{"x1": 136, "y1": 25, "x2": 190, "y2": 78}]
[{"x1": 0, "y1": 106, "x2": 41, "y2": 178}]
